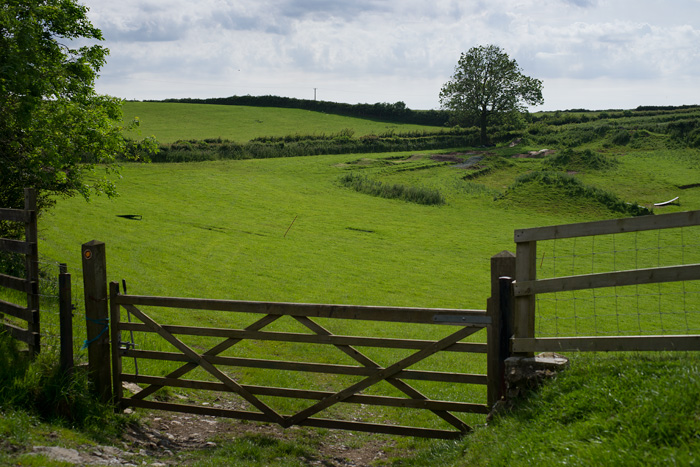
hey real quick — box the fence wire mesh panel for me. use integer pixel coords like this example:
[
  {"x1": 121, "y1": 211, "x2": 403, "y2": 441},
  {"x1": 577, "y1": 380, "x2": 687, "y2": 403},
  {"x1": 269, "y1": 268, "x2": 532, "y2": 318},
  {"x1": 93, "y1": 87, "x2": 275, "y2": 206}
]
[
  {"x1": 513, "y1": 210, "x2": 700, "y2": 353},
  {"x1": 110, "y1": 286, "x2": 491, "y2": 439},
  {"x1": 534, "y1": 227, "x2": 700, "y2": 338}
]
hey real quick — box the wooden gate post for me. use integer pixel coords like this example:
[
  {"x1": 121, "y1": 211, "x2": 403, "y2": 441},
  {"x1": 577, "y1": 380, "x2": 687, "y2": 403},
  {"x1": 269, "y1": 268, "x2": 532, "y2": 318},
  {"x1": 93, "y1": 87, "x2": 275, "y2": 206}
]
[
  {"x1": 487, "y1": 251, "x2": 516, "y2": 407},
  {"x1": 58, "y1": 263, "x2": 73, "y2": 374},
  {"x1": 24, "y1": 188, "x2": 40, "y2": 356},
  {"x1": 81, "y1": 241, "x2": 112, "y2": 403}
]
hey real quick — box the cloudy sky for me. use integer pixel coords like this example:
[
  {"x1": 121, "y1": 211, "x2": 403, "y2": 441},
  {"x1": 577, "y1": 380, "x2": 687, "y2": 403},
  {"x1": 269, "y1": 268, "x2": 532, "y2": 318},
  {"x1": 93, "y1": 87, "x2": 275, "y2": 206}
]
[{"x1": 81, "y1": 0, "x2": 700, "y2": 111}]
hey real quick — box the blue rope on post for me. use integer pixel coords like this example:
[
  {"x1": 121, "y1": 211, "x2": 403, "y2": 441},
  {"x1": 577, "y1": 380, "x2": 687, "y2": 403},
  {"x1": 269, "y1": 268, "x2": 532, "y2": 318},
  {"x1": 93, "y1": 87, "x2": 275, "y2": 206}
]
[{"x1": 82, "y1": 316, "x2": 109, "y2": 349}]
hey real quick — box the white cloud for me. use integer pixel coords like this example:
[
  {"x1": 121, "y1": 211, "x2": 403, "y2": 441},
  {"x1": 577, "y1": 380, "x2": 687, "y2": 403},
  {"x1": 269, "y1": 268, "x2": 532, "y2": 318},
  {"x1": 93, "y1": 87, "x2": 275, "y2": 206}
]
[{"x1": 83, "y1": 0, "x2": 700, "y2": 110}]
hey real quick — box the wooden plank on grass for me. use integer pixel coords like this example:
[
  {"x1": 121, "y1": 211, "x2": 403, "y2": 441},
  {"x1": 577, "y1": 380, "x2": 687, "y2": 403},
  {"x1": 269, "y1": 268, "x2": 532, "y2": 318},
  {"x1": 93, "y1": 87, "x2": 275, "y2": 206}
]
[
  {"x1": 0, "y1": 238, "x2": 32, "y2": 255},
  {"x1": 0, "y1": 298, "x2": 33, "y2": 322},
  {"x1": 113, "y1": 293, "x2": 488, "y2": 325},
  {"x1": 514, "y1": 264, "x2": 700, "y2": 296},
  {"x1": 0, "y1": 273, "x2": 32, "y2": 293},
  {"x1": 512, "y1": 335, "x2": 700, "y2": 352},
  {"x1": 123, "y1": 374, "x2": 490, "y2": 413},
  {"x1": 123, "y1": 349, "x2": 489, "y2": 384},
  {"x1": 514, "y1": 210, "x2": 700, "y2": 243},
  {"x1": 0, "y1": 208, "x2": 31, "y2": 223},
  {"x1": 118, "y1": 322, "x2": 488, "y2": 353}
]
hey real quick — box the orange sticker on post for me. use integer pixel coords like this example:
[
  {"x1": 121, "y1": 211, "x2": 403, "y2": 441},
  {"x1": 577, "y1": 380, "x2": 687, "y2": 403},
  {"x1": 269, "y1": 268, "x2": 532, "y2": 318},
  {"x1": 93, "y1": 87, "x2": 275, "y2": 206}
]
[{"x1": 84, "y1": 249, "x2": 92, "y2": 260}]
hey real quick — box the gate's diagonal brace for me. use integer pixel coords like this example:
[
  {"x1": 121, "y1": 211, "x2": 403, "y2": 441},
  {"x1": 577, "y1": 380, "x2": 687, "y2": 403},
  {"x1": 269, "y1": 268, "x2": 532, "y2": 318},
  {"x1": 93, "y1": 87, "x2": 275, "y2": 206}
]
[
  {"x1": 293, "y1": 316, "x2": 473, "y2": 432},
  {"x1": 130, "y1": 313, "x2": 280, "y2": 401},
  {"x1": 284, "y1": 325, "x2": 475, "y2": 428},
  {"x1": 123, "y1": 304, "x2": 284, "y2": 424}
]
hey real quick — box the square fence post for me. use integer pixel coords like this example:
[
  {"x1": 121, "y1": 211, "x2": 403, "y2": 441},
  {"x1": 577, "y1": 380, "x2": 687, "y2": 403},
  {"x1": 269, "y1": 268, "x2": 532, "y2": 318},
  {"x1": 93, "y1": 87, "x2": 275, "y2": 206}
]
[
  {"x1": 81, "y1": 240, "x2": 112, "y2": 403},
  {"x1": 24, "y1": 188, "x2": 40, "y2": 356},
  {"x1": 487, "y1": 251, "x2": 516, "y2": 407},
  {"x1": 59, "y1": 263, "x2": 74, "y2": 374}
]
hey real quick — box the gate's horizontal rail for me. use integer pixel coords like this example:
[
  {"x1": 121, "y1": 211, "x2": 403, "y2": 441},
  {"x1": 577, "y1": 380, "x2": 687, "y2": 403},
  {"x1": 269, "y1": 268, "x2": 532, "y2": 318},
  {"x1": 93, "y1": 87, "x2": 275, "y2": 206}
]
[
  {"x1": 119, "y1": 322, "x2": 488, "y2": 353},
  {"x1": 514, "y1": 264, "x2": 700, "y2": 296},
  {"x1": 122, "y1": 374, "x2": 490, "y2": 414},
  {"x1": 112, "y1": 294, "x2": 489, "y2": 325},
  {"x1": 514, "y1": 210, "x2": 700, "y2": 242},
  {"x1": 126, "y1": 399, "x2": 465, "y2": 439},
  {"x1": 0, "y1": 238, "x2": 33, "y2": 255},
  {"x1": 3, "y1": 322, "x2": 39, "y2": 347},
  {"x1": 0, "y1": 273, "x2": 33, "y2": 293},
  {"x1": 0, "y1": 298, "x2": 34, "y2": 322},
  {"x1": 0, "y1": 208, "x2": 32, "y2": 223},
  {"x1": 122, "y1": 349, "x2": 489, "y2": 385}
]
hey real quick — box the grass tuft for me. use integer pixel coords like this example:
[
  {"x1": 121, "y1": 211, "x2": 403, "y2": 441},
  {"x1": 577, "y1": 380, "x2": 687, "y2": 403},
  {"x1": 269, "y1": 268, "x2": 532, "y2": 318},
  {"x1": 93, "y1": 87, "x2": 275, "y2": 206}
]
[
  {"x1": 0, "y1": 331, "x2": 129, "y2": 438},
  {"x1": 187, "y1": 433, "x2": 318, "y2": 466},
  {"x1": 543, "y1": 148, "x2": 618, "y2": 171},
  {"x1": 339, "y1": 172, "x2": 446, "y2": 205}
]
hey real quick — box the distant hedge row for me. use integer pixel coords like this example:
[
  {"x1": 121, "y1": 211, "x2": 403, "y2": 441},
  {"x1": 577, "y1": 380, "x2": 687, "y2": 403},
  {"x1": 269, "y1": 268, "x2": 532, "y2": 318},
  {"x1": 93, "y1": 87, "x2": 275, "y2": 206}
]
[
  {"x1": 153, "y1": 95, "x2": 452, "y2": 126},
  {"x1": 135, "y1": 128, "x2": 509, "y2": 163}
]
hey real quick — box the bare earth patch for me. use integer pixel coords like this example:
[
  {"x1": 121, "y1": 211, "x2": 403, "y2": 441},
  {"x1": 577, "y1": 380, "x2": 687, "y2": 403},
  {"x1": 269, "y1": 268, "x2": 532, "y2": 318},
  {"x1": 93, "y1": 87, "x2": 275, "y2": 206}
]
[
  {"x1": 32, "y1": 410, "x2": 405, "y2": 466},
  {"x1": 429, "y1": 152, "x2": 480, "y2": 163},
  {"x1": 511, "y1": 149, "x2": 555, "y2": 158}
]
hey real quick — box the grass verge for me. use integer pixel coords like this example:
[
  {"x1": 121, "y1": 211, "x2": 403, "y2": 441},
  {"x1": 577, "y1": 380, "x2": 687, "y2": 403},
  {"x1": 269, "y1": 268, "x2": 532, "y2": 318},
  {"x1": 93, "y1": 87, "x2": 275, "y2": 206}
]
[
  {"x1": 0, "y1": 331, "x2": 128, "y2": 437},
  {"x1": 396, "y1": 352, "x2": 700, "y2": 466}
]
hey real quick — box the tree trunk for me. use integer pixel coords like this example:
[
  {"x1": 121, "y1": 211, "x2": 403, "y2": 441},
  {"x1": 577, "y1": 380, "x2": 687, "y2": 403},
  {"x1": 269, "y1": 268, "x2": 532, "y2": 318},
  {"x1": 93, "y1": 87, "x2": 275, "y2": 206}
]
[{"x1": 479, "y1": 110, "x2": 488, "y2": 146}]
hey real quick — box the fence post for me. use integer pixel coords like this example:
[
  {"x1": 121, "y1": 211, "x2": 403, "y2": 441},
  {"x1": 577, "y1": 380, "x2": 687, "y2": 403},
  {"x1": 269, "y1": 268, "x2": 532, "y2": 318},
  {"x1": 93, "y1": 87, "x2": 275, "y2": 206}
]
[
  {"x1": 109, "y1": 281, "x2": 124, "y2": 409},
  {"x1": 59, "y1": 263, "x2": 73, "y2": 374},
  {"x1": 24, "y1": 188, "x2": 40, "y2": 357},
  {"x1": 81, "y1": 240, "x2": 112, "y2": 403},
  {"x1": 514, "y1": 240, "x2": 536, "y2": 357},
  {"x1": 487, "y1": 251, "x2": 516, "y2": 407}
]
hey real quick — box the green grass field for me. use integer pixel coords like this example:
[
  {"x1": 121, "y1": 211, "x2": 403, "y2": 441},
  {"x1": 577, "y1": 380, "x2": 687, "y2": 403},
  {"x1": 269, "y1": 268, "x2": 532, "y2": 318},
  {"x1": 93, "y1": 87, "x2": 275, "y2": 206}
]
[
  {"x1": 122, "y1": 101, "x2": 444, "y2": 143},
  {"x1": 3, "y1": 102, "x2": 700, "y2": 465}
]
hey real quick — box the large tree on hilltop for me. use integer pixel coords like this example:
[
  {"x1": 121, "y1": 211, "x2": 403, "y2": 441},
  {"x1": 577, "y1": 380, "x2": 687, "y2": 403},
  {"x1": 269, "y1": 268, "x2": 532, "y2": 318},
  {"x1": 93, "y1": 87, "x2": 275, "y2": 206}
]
[
  {"x1": 0, "y1": 0, "x2": 152, "y2": 238},
  {"x1": 440, "y1": 44, "x2": 544, "y2": 145}
]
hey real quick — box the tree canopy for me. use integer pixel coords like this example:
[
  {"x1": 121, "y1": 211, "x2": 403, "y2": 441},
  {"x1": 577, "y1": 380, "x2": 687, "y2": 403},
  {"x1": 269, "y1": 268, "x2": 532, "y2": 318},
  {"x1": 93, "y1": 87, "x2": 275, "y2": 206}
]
[
  {"x1": 440, "y1": 44, "x2": 544, "y2": 145},
  {"x1": 0, "y1": 0, "x2": 150, "y2": 237}
]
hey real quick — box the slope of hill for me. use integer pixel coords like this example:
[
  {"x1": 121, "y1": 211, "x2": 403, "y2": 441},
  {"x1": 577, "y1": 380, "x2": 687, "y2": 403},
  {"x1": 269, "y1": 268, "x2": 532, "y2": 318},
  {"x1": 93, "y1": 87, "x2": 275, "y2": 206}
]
[{"x1": 122, "y1": 101, "x2": 445, "y2": 143}]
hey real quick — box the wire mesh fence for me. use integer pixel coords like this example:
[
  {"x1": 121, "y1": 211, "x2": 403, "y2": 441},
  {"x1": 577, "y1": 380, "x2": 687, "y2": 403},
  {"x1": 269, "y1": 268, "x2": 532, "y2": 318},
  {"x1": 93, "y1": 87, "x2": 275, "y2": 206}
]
[
  {"x1": 0, "y1": 257, "x2": 88, "y2": 365},
  {"x1": 534, "y1": 225, "x2": 700, "y2": 338}
]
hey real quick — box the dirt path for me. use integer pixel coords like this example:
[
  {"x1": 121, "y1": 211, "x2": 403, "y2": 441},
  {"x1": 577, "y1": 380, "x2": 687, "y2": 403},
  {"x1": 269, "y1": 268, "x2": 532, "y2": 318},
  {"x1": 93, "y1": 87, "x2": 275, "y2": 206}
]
[{"x1": 31, "y1": 410, "x2": 404, "y2": 466}]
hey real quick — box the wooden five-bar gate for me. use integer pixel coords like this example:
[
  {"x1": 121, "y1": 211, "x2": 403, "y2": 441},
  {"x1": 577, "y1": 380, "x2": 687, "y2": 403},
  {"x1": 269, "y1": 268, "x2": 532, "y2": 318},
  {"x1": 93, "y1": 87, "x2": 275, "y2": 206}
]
[
  {"x1": 108, "y1": 288, "x2": 497, "y2": 439},
  {"x1": 77, "y1": 238, "x2": 514, "y2": 439}
]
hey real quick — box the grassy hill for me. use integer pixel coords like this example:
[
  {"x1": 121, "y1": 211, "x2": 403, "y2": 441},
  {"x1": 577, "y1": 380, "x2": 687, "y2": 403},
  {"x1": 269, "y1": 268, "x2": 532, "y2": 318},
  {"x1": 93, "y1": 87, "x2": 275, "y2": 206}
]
[
  {"x1": 2, "y1": 102, "x2": 700, "y2": 465},
  {"x1": 122, "y1": 101, "x2": 445, "y2": 143}
]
